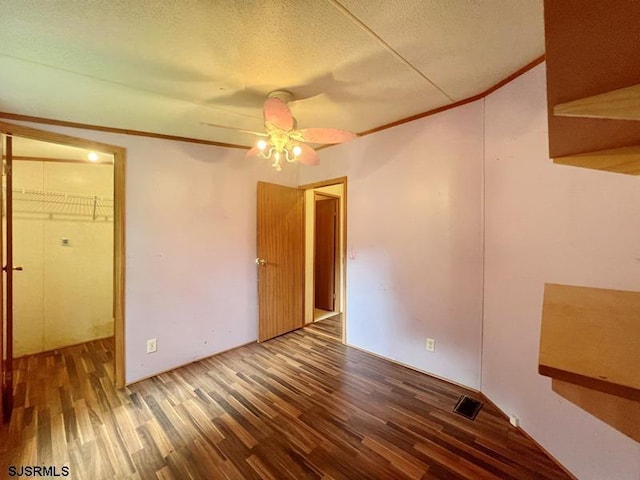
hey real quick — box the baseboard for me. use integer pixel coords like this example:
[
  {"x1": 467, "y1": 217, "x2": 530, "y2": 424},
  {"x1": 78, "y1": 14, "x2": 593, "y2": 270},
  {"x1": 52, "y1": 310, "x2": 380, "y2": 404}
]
[
  {"x1": 478, "y1": 393, "x2": 578, "y2": 480},
  {"x1": 342, "y1": 343, "x2": 576, "y2": 479},
  {"x1": 477, "y1": 391, "x2": 510, "y2": 421},
  {"x1": 12, "y1": 335, "x2": 115, "y2": 360},
  {"x1": 345, "y1": 343, "x2": 480, "y2": 393},
  {"x1": 124, "y1": 340, "x2": 257, "y2": 387}
]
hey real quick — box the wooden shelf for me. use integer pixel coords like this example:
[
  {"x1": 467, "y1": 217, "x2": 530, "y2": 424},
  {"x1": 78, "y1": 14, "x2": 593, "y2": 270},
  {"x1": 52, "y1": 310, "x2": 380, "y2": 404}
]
[
  {"x1": 553, "y1": 145, "x2": 640, "y2": 175},
  {"x1": 544, "y1": 1, "x2": 640, "y2": 175},
  {"x1": 552, "y1": 379, "x2": 640, "y2": 442},
  {"x1": 553, "y1": 84, "x2": 640, "y2": 121},
  {"x1": 539, "y1": 284, "x2": 640, "y2": 401}
]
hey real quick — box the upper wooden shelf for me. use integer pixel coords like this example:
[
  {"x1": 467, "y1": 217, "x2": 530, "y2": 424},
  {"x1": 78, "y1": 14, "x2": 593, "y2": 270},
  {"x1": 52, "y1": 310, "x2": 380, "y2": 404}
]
[
  {"x1": 539, "y1": 283, "x2": 640, "y2": 401},
  {"x1": 553, "y1": 84, "x2": 640, "y2": 121},
  {"x1": 543, "y1": 1, "x2": 640, "y2": 173},
  {"x1": 553, "y1": 145, "x2": 640, "y2": 175}
]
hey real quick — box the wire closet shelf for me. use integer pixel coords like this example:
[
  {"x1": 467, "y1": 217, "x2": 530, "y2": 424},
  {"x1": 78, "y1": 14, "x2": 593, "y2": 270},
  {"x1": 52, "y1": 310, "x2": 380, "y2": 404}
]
[{"x1": 7, "y1": 187, "x2": 114, "y2": 221}]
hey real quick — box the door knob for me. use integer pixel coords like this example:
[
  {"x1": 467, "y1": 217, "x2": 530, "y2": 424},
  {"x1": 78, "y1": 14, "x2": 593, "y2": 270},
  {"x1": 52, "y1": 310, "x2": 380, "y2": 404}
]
[
  {"x1": 255, "y1": 258, "x2": 267, "y2": 266},
  {"x1": 3, "y1": 265, "x2": 23, "y2": 271}
]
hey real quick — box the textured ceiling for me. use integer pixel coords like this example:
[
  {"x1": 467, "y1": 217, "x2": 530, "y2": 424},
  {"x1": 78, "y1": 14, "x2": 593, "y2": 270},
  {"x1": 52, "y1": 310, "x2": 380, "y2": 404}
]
[{"x1": 0, "y1": 0, "x2": 544, "y2": 148}]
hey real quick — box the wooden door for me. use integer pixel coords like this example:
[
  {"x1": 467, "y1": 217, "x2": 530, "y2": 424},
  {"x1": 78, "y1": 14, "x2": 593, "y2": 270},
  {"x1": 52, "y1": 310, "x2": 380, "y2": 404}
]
[
  {"x1": 314, "y1": 196, "x2": 338, "y2": 311},
  {"x1": 256, "y1": 181, "x2": 304, "y2": 342},
  {"x1": 1, "y1": 134, "x2": 14, "y2": 423}
]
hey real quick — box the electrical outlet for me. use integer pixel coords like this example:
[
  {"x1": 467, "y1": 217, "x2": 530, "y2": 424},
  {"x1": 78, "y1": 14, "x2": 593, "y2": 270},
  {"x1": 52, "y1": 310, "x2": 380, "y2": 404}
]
[
  {"x1": 425, "y1": 338, "x2": 436, "y2": 352},
  {"x1": 146, "y1": 338, "x2": 157, "y2": 354}
]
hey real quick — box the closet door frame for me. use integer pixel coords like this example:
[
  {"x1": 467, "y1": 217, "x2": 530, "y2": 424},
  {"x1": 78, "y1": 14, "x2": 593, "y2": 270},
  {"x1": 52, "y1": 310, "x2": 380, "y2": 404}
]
[{"x1": 0, "y1": 120, "x2": 126, "y2": 392}]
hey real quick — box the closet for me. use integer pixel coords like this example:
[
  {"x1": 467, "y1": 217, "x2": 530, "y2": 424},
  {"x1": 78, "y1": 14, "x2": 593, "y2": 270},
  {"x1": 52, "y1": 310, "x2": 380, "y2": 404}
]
[{"x1": 9, "y1": 138, "x2": 115, "y2": 357}]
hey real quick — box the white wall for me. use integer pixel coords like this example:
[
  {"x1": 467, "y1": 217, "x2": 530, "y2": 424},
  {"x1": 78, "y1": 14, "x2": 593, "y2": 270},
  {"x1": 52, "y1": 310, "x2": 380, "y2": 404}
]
[
  {"x1": 298, "y1": 101, "x2": 485, "y2": 390},
  {"x1": 482, "y1": 64, "x2": 640, "y2": 480},
  {"x1": 13, "y1": 160, "x2": 114, "y2": 356},
  {"x1": 123, "y1": 136, "x2": 297, "y2": 383},
  {"x1": 9, "y1": 120, "x2": 297, "y2": 383}
]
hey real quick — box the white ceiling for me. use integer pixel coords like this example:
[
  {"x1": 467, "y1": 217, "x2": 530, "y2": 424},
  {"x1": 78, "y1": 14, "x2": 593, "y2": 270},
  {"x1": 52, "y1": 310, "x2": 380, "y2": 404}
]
[{"x1": 0, "y1": 0, "x2": 544, "y2": 148}]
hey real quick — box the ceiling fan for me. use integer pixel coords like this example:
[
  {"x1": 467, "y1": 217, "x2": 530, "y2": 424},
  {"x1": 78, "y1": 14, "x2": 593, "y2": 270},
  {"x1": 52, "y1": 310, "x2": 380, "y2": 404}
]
[{"x1": 204, "y1": 90, "x2": 356, "y2": 171}]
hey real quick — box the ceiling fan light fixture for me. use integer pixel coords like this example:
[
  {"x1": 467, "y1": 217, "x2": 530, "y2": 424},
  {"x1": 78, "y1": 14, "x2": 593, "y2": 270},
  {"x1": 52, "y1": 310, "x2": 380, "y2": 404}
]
[
  {"x1": 254, "y1": 141, "x2": 302, "y2": 171},
  {"x1": 206, "y1": 90, "x2": 353, "y2": 171},
  {"x1": 271, "y1": 150, "x2": 283, "y2": 171}
]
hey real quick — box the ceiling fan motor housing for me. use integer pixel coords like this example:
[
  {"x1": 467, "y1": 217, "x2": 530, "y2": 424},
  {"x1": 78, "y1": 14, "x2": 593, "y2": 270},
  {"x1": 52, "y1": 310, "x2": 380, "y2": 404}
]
[{"x1": 267, "y1": 90, "x2": 294, "y2": 105}]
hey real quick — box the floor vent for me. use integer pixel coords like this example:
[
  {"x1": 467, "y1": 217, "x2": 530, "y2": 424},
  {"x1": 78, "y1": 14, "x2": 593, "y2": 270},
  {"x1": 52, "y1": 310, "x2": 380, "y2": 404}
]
[{"x1": 453, "y1": 395, "x2": 483, "y2": 420}]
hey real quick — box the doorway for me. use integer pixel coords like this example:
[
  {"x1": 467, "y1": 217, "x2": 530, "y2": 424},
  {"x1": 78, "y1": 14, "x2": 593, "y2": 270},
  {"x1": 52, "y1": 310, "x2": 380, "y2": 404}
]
[
  {"x1": 302, "y1": 178, "x2": 347, "y2": 343},
  {"x1": 13, "y1": 138, "x2": 114, "y2": 354},
  {"x1": 314, "y1": 193, "x2": 339, "y2": 316},
  {"x1": 0, "y1": 121, "x2": 126, "y2": 423}
]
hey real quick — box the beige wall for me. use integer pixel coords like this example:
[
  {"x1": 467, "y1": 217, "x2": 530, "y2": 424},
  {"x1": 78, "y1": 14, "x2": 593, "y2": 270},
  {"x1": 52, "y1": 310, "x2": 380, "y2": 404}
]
[
  {"x1": 13, "y1": 160, "x2": 114, "y2": 357},
  {"x1": 304, "y1": 183, "x2": 344, "y2": 324}
]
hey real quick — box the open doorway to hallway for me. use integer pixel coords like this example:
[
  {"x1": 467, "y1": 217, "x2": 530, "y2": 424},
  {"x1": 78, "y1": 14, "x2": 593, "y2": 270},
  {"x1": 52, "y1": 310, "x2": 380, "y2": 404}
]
[{"x1": 302, "y1": 178, "x2": 346, "y2": 343}]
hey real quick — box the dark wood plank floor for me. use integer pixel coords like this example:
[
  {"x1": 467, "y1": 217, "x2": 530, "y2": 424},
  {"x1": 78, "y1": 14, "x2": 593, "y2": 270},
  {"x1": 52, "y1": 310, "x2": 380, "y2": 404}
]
[
  {"x1": 1, "y1": 326, "x2": 572, "y2": 479},
  {"x1": 305, "y1": 314, "x2": 342, "y2": 342}
]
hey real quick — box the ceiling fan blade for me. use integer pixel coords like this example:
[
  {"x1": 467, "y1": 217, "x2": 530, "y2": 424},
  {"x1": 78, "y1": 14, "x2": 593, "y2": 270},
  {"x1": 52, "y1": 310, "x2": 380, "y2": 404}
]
[
  {"x1": 201, "y1": 122, "x2": 267, "y2": 137},
  {"x1": 297, "y1": 127, "x2": 356, "y2": 144},
  {"x1": 246, "y1": 146, "x2": 260, "y2": 158},
  {"x1": 263, "y1": 98, "x2": 294, "y2": 131},
  {"x1": 297, "y1": 143, "x2": 320, "y2": 166}
]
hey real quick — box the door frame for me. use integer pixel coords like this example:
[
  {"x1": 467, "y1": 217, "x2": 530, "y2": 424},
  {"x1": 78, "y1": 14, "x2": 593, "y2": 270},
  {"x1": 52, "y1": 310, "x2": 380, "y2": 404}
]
[
  {"x1": 300, "y1": 177, "x2": 347, "y2": 344},
  {"x1": 1, "y1": 134, "x2": 13, "y2": 422},
  {"x1": 0, "y1": 120, "x2": 126, "y2": 389}
]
